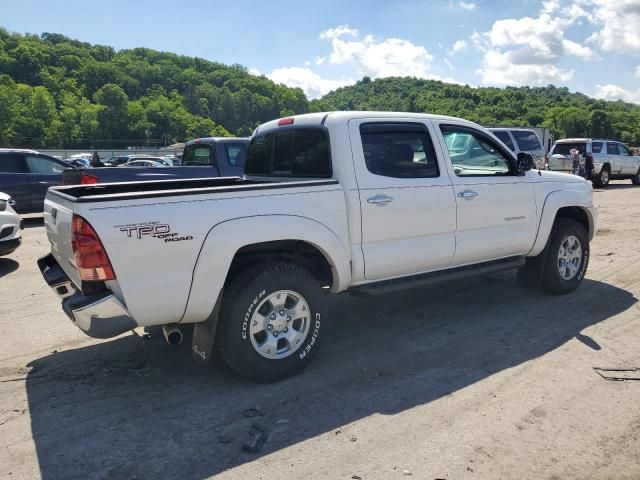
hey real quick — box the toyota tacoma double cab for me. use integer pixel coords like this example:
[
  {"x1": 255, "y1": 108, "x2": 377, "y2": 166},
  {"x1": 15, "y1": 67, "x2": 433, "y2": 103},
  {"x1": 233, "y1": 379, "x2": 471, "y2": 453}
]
[{"x1": 38, "y1": 112, "x2": 597, "y2": 381}]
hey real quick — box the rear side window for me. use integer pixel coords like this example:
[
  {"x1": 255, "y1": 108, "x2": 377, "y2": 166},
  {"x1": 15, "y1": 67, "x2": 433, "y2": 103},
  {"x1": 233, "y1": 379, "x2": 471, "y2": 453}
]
[
  {"x1": 591, "y1": 142, "x2": 603, "y2": 153},
  {"x1": 553, "y1": 143, "x2": 586, "y2": 155},
  {"x1": 0, "y1": 154, "x2": 28, "y2": 173},
  {"x1": 225, "y1": 143, "x2": 247, "y2": 167},
  {"x1": 182, "y1": 144, "x2": 216, "y2": 166},
  {"x1": 25, "y1": 156, "x2": 65, "y2": 175},
  {"x1": 492, "y1": 131, "x2": 515, "y2": 151},
  {"x1": 512, "y1": 130, "x2": 542, "y2": 151},
  {"x1": 245, "y1": 128, "x2": 331, "y2": 177},
  {"x1": 607, "y1": 143, "x2": 618, "y2": 155},
  {"x1": 360, "y1": 123, "x2": 439, "y2": 178}
]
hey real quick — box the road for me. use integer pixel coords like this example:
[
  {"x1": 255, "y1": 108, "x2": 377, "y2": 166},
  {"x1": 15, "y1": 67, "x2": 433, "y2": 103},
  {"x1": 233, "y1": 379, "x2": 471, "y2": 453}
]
[{"x1": 1, "y1": 182, "x2": 639, "y2": 480}]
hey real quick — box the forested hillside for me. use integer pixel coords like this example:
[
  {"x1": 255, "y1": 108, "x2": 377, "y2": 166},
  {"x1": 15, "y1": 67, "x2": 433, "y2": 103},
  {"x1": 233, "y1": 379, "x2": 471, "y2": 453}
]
[
  {"x1": 311, "y1": 77, "x2": 640, "y2": 144},
  {"x1": 1, "y1": 29, "x2": 639, "y2": 148},
  {"x1": 0, "y1": 29, "x2": 308, "y2": 148}
]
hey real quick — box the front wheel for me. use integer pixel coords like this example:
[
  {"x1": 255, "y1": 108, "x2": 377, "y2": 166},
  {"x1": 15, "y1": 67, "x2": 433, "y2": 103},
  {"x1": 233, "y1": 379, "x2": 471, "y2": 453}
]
[
  {"x1": 541, "y1": 218, "x2": 589, "y2": 295},
  {"x1": 631, "y1": 169, "x2": 640, "y2": 185},
  {"x1": 217, "y1": 262, "x2": 327, "y2": 381}
]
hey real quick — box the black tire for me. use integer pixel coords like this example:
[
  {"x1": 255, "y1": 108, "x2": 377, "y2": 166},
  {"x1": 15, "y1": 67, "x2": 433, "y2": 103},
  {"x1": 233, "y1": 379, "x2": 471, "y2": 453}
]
[
  {"x1": 217, "y1": 262, "x2": 327, "y2": 381},
  {"x1": 541, "y1": 218, "x2": 589, "y2": 295},
  {"x1": 593, "y1": 165, "x2": 610, "y2": 188},
  {"x1": 631, "y1": 169, "x2": 640, "y2": 185}
]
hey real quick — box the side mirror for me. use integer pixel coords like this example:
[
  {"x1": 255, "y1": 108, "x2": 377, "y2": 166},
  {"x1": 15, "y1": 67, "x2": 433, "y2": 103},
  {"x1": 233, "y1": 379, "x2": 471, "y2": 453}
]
[{"x1": 516, "y1": 152, "x2": 535, "y2": 173}]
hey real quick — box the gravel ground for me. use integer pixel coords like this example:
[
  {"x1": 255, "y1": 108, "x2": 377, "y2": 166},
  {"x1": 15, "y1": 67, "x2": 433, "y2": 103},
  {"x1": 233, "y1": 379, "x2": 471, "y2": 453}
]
[{"x1": 0, "y1": 181, "x2": 639, "y2": 480}]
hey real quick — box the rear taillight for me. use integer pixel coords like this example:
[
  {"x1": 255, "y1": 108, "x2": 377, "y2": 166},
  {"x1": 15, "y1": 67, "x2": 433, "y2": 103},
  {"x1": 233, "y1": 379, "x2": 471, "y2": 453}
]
[
  {"x1": 81, "y1": 174, "x2": 98, "y2": 185},
  {"x1": 72, "y1": 215, "x2": 115, "y2": 281}
]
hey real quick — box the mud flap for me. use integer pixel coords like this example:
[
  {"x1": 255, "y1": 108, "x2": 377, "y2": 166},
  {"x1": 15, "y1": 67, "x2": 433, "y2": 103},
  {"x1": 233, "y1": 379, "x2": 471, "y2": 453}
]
[
  {"x1": 517, "y1": 244, "x2": 550, "y2": 289},
  {"x1": 191, "y1": 289, "x2": 223, "y2": 366}
]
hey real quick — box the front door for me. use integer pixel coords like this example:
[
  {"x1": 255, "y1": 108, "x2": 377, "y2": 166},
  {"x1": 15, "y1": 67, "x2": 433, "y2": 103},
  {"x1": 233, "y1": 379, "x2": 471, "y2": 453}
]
[
  {"x1": 349, "y1": 118, "x2": 457, "y2": 280},
  {"x1": 433, "y1": 121, "x2": 538, "y2": 266}
]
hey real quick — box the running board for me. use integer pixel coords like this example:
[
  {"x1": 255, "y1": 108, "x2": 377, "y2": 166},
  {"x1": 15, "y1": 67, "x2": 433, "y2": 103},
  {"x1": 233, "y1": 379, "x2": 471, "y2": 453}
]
[{"x1": 350, "y1": 256, "x2": 526, "y2": 296}]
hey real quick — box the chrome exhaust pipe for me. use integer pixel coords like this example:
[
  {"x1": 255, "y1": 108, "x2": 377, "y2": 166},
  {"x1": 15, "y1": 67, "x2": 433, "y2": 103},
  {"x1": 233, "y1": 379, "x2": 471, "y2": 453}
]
[{"x1": 162, "y1": 325, "x2": 183, "y2": 346}]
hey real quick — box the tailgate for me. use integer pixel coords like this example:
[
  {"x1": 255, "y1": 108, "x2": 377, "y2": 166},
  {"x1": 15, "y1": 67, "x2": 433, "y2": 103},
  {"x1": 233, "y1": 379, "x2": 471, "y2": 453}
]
[{"x1": 43, "y1": 192, "x2": 81, "y2": 288}]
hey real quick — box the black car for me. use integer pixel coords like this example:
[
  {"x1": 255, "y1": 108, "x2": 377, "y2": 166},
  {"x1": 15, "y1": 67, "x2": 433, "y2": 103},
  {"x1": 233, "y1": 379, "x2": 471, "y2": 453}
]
[{"x1": 0, "y1": 149, "x2": 72, "y2": 213}]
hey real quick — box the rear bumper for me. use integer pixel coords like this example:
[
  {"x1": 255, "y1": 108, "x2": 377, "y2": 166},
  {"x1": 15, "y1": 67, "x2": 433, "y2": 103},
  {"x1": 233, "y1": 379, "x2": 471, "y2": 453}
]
[{"x1": 38, "y1": 253, "x2": 136, "y2": 338}]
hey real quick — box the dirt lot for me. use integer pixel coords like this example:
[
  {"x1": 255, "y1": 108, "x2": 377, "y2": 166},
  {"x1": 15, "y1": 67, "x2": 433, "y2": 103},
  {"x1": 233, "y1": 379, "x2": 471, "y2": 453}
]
[{"x1": 1, "y1": 182, "x2": 639, "y2": 480}]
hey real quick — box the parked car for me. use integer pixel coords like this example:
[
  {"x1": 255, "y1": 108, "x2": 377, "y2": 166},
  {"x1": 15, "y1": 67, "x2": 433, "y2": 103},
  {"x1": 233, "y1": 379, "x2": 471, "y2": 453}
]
[
  {"x1": 64, "y1": 157, "x2": 91, "y2": 169},
  {"x1": 489, "y1": 128, "x2": 546, "y2": 169},
  {"x1": 547, "y1": 138, "x2": 640, "y2": 187},
  {"x1": 0, "y1": 149, "x2": 72, "y2": 213},
  {"x1": 0, "y1": 192, "x2": 22, "y2": 256},
  {"x1": 122, "y1": 159, "x2": 167, "y2": 168},
  {"x1": 62, "y1": 137, "x2": 249, "y2": 185},
  {"x1": 39, "y1": 112, "x2": 596, "y2": 381}
]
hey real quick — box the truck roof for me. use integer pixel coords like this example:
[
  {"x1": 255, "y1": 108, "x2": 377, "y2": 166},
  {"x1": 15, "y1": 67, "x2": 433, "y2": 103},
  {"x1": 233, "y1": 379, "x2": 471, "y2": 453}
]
[
  {"x1": 185, "y1": 137, "x2": 249, "y2": 146},
  {"x1": 255, "y1": 111, "x2": 482, "y2": 134}
]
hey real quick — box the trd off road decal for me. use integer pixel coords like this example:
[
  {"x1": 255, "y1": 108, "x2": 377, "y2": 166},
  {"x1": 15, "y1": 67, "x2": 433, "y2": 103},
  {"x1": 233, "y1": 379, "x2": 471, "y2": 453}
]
[{"x1": 115, "y1": 221, "x2": 193, "y2": 243}]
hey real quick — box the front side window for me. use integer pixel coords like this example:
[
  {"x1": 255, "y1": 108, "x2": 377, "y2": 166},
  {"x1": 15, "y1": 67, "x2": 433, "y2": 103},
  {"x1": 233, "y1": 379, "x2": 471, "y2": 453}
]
[
  {"x1": 492, "y1": 131, "x2": 515, "y2": 151},
  {"x1": 360, "y1": 123, "x2": 439, "y2": 178},
  {"x1": 618, "y1": 144, "x2": 632, "y2": 156},
  {"x1": 225, "y1": 144, "x2": 247, "y2": 166},
  {"x1": 440, "y1": 125, "x2": 511, "y2": 176},
  {"x1": 25, "y1": 156, "x2": 65, "y2": 175},
  {"x1": 183, "y1": 144, "x2": 216, "y2": 166},
  {"x1": 0, "y1": 154, "x2": 28, "y2": 173},
  {"x1": 512, "y1": 130, "x2": 542, "y2": 151},
  {"x1": 591, "y1": 142, "x2": 603, "y2": 153},
  {"x1": 245, "y1": 128, "x2": 331, "y2": 177}
]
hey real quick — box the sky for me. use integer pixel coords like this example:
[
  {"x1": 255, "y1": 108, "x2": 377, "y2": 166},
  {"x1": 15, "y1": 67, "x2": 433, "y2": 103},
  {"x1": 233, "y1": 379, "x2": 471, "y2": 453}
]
[{"x1": 2, "y1": 0, "x2": 640, "y2": 102}]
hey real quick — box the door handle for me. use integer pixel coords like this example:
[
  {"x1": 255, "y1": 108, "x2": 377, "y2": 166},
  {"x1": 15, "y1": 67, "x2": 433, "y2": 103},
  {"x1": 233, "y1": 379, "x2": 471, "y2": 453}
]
[
  {"x1": 457, "y1": 190, "x2": 479, "y2": 200},
  {"x1": 367, "y1": 194, "x2": 394, "y2": 204}
]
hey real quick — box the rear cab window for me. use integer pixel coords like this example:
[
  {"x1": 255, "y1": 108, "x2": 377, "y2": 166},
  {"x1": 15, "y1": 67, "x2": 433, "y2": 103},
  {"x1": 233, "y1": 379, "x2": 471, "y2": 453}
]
[
  {"x1": 182, "y1": 143, "x2": 216, "y2": 166},
  {"x1": 512, "y1": 130, "x2": 542, "y2": 151},
  {"x1": 492, "y1": 131, "x2": 515, "y2": 151},
  {"x1": 245, "y1": 128, "x2": 331, "y2": 178}
]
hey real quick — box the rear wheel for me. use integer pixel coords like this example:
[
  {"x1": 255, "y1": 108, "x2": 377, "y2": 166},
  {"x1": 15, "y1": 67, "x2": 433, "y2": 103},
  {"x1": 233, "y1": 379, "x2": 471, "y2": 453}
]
[
  {"x1": 541, "y1": 218, "x2": 589, "y2": 295},
  {"x1": 594, "y1": 166, "x2": 610, "y2": 187},
  {"x1": 631, "y1": 169, "x2": 640, "y2": 185},
  {"x1": 217, "y1": 262, "x2": 327, "y2": 381}
]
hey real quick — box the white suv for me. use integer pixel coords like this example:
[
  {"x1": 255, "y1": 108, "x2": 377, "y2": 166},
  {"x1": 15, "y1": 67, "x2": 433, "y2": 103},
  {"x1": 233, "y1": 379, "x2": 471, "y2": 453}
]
[
  {"x1": 0, "y1": 192, "x2": 22, "y2": 256},
  {"x1": 548, "y1": 139, "x2": 640, "y2": 187}
]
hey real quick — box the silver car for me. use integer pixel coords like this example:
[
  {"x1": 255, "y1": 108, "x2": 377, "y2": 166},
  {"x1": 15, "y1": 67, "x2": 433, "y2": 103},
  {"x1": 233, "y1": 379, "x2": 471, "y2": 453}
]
[{"x1": 548, "y1": 138, "x2": 640, "y2": 187}]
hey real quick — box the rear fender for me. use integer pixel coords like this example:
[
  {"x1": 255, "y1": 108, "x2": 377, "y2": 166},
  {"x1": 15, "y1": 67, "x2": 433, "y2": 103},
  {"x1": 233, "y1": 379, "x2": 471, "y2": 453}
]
[
  {"x1": 528, "y1": 190, "x2": 596, "y2": 257},
  {"x1": 180, "y1": 215, "x2": 351, "y2": 324}
]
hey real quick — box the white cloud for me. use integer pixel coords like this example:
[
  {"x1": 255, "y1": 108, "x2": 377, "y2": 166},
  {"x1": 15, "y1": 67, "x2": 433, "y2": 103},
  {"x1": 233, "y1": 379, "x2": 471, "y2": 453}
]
[
  {"x1": 248, "y1": 68, "x2": 261, "y2": 76},
  {"x1": 449, "y1": 39, "x2": 467, "y2": 55},
  {"x1": 587, "y1": 0, "x2": 640, "y2": 54},
  {"x1": 318, "y1": 25, "x2": 437, "y2": 78},
  {"x1": 268, "y1": 67, "x2": 353, "y2": 99},
  {"x1": 472, "y1": 5, "x2": 596, "y2": 86},
  {"x1": 594, "y1": 83, "x2": 640, "y2": 104},
  {"x1": 635, "y1": 66, "x2": 640, "y2": 79},
  {"x1": 266, "y1": 25, "x2": 460, "y2": 98},
  {"x1": 459, "y1": 1, "x2": 477, "y2": 11}
]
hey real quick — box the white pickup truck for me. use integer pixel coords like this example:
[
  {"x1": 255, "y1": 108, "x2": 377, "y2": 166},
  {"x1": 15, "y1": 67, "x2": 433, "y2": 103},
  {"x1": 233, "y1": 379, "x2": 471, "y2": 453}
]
[{"x1": 39, "y1": 112, "x2": 597, "y2": 381}]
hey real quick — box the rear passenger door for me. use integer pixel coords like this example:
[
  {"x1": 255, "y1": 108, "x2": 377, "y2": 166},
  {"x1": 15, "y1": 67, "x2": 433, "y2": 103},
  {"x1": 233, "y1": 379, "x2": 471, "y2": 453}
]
[
  {"x1": 0, "y1": 153, "x2": 30, "y2": 213},
  {"x1": 434, "y1": 121, "x2": 537, "y2": 266},
  {"x1": 606, "y1": 142, "x2": 623, "y2": 174},
  {"x1": 349, "y1": 119, "x2": 456, "y2": 280},
  {"x1": 23, "y1": 154, "x2": 66, "y2": 212}
]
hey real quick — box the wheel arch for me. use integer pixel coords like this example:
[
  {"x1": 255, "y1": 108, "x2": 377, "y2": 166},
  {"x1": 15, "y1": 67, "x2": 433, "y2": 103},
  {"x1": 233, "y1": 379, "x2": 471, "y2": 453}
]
[
  {"x1": 528, "y1": 190, "x2": 596, "y2": 257},
  {"x1": 179, "y1": 214, "x2": 351, "y2": 324}
]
